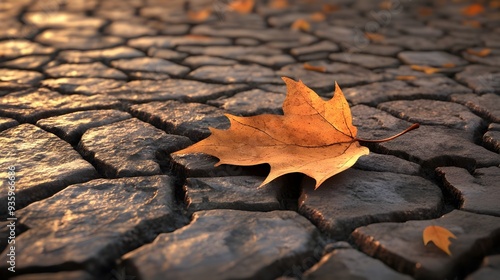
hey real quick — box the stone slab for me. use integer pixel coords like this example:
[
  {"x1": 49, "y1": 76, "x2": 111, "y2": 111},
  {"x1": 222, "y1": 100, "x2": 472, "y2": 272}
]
[
  {"x1": 41, "y1": 78, "x2": 125, "y2": 95},
  {"x1": 352, "y1": 210, "x2": 500, "y2": 280},
  {"x1": 184, "y1": 176, "x2": 283, "y2": 213},
  {"x1": 129, "y1": 101, "x2": 229, "y2": 141},
  {"x1": 437, "y1": 166, "x2": 500, "y2": 216},
  {"x1": 105, "y1": 79, "x2": 246, "y2": 103},
  {"x1": 36, "y1": 109, "x2": 131, "y2": 145},
  {"x1": 299, "y1": 169, "x2": 442, "y2": 239},
  {"x1": 207, "y1": 89, "x2": 285, "y2": 116},
  {"x1": 123, "y1": 210, "x2": 320, "y2": 280},
  {"x1": 303, "y1": 248, "x2": 413, "y2": 280},
  {"x1": 44, "y1": 62, "x2": 127, "y2": 80},
  {"x1": 0, "y1": 176, "x2": 179, "y2": 275},
  {"x1": 0, "y1": 88, "x2": 120, "y2": 123},
  {"x1": 79, "y1": 118, "x2": 191, "y2": 178},
  {"x1": 0, "y1": 124, "x2": 98, "y2": 216}
]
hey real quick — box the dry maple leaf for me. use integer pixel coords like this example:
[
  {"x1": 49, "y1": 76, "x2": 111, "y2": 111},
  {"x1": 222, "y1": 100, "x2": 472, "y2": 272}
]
[
  {"x1": 174, "y1": 77, "x2": 419, "y2": 188},
  {"x1": 303, "y1": 63, "x2": 326, "y2": 73},
  {"x1": 423, "y1": 225, "x2": 457, "y2": 256}
]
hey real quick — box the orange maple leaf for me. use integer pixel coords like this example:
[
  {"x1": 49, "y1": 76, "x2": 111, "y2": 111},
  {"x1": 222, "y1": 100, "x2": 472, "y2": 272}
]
[
  {"x1": 423, "y1": 225, "x2": 457, "y2": 256},
  {"x1": 174, "y1": 78, "x2": 418, "y2": 188}
]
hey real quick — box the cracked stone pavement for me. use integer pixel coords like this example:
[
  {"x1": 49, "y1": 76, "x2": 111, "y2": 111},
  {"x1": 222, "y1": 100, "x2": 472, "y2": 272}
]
[{"x1": 0, "y1": 0, "x2": 499, "y2": 279}]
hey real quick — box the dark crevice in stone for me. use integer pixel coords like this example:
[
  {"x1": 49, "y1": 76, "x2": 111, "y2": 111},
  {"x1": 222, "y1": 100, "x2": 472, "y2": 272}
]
[{"x1": 277, "y1": 173, "x2": 303, "y2": 212}]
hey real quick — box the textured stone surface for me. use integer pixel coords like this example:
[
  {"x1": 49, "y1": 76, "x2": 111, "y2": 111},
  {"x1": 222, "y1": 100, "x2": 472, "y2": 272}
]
[
  {"x1": 0, "y1": 117, "x2": 18, "y2": 132},
  {"x1": 450, "y1": 93, "x2": 500, "y2": 123},
  {"x1": 1, "y1": 0, "x2": 500, "y2": 278},
  {"x1": 110, "y1": 57, "x2": 190, "y2": 76},
  {"x1": 0, "y1": 55, "x2": 51, "y2": 70},
  {"x1": 0, "y1": 176, "x2": 179, "y2": 275},
  {"x1": 79, "y1": 118, "x2": 191, "y2": 178},
  {"x1": 0, "y1": 40, "x2": 55, "y2": 59},
  {"x1": 128, "y1": 35, "x2": 232, "y2": 50},
  {"x1": 0, "y1": 69, "x2": 43, "y2": 85},
  {"x1": 35, "y1": 29, "x2": 123, "y2": 50},
  {"x1": 105, "y1": 79, "x2": 246, "y2": 103},
  {"x1": 0, "y1": 124, "x2": 97, "y2": 216},
  {"x1": 208, "y1": 89, "x2": 285, "y2": 116},
  {"x1": 45, "y1": 62, "x2": 127, "y2": 80},
  {"x1": 36, "y1": 109, "x2": 131, "y2": 144},
  {"x1": 188, "y1": 64, "x2": 281, "y2": 84},
  {"x1": 57, "y1": 46, "x2": 144, "y2": 63},
  {"x1": 0, "y1": 88, "x2": 120, "y2": 123},
  {"x1": 352, "y1": 210, "x2": 500, "y2": 280},
  {"x1": 124, "y1": 210, "x2": 320, "y2": 280},
  {"x1": 437, "y1": 166, "x2": 500, "y2": 216},
  {"x1": 303, "y1": 248, "x2": 413, "y2": 280},
  {"x1": 466, "y1": 255, "x2": 500, "y2": 280},
  {"x1": 353, "y1": 106, "x2": 500, "y2": 170},
  {"x1": 378, "y1": 99, "x2": 484, "y2": 133},
  {"x1": 343, "y1": 78, "x2": 471, "y2": 106},
  {"x1": 41, "y1": 78, "x2": 125, "y2": 95},
  {"x1": 170, "y1": 153, "x2": 266, "y2": 179},
  {"x1": 329, "y1": 53, "x2": 400, "y2": 69},
  {"x1": 353, "y1": 153, "x2": 421, "y2": 175},
  {"x1": 184, "y1": 176, "x2": 283, "y2": 214},
  {"x1": 299, "y1": 169, "x2": 442, "y2": 239},
  {"x1": 484, "y1": 123, "x2": 500, "y2": 153},
  {"x1": 398, "y1": 51, "x2": 468, "y2": 67},
  {"x1": 455, "y1": 65, "x2": 500, "y2": 93},
  {"x1": 130, "y1": 101, "x2": 229, "y2": 141},
  {"x1": 277, "y1": 62, "x2": 385, "y2": 93},
  {"x1": 24, "y1": 12, "x2": 105, "y2": 29}
]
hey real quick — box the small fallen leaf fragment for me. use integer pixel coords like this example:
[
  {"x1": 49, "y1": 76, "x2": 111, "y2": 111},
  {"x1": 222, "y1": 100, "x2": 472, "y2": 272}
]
[
  {"x1": 174, "y1": 77, "x2": 419, "y2": 189},
  {"x1": 461, "y1": 4, "x2": 485, "y2": 16},
  {"x1": 187, "y1": 8, "x2": 211, "y2": 21},
  {"x1": 229, "y1": 0, "x2": 254, "y2": 14},
  {"x1": 442, "y1": 63, "x2": 456, "y2": 68},
  {"x1": 462, "y1": 20, "x2": 481, "y2": 28},
  {"x1": 364, "y1": 32, "x2": 385, "y2": 42},
  {"x1": 396, "y1": 75, "x2": 417, "y2": 81},
  {"x1": 418, "y1": 6, "x2": 433, "y2": 17},
  {"x1": 411, "y1": 65, "x2": 440, "y2": 74},
  {"x1": 269, "y1": 0, "x2": 288, "y2": 9},
  {"x1": 423, "y1": 225, "x2": 457, "y2": 256},
  {"x1": 291, "y1": 19, "x2": 310, "y2": 31},
  {"x1": 466, "y1": 48, "x2": 491, "y2": 57},
  {"x1": 310, "y1": 12, "x2": 326, "y2": 22},
  {"x1": 490, "y1": 0, "x2": 500, "y2": 8},
  {"x1": 303, "y1": 63, "x2": 326, "y2": 73},
  {"x1": 323, "y1": 4, "x2": 340, "y2": 13}
]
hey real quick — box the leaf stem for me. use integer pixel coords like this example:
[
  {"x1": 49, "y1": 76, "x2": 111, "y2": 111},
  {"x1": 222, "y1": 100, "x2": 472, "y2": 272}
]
[{"x1": 355, "y1": 123, "x2": 420, "y2": 143}]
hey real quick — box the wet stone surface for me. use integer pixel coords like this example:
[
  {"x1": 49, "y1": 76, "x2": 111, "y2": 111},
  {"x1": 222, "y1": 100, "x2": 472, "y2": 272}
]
[
  {"x1": 123, "y1": 210, "x2": 320, "y2": 280},
  {"x1": 2, "y1": 0, "x2": 500, "y2": 278}
]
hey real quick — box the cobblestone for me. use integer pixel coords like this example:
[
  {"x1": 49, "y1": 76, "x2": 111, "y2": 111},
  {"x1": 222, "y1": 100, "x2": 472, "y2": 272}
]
[{"x1": 0, "y1": 0, "x2": 499, "y2": 279}]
